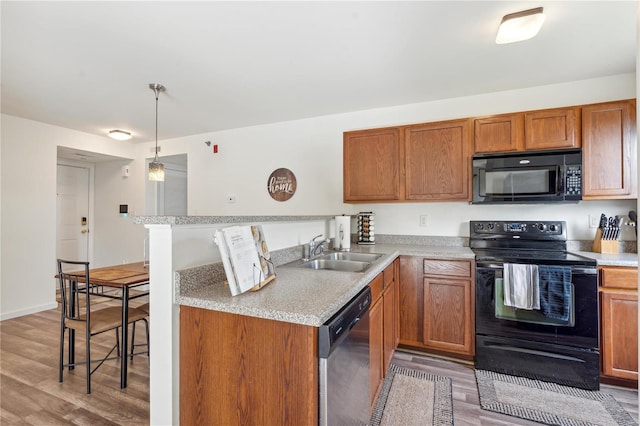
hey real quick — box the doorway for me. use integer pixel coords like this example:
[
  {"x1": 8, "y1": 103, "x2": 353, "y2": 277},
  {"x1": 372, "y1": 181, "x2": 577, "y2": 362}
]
[
  {"x1": 56, "y1": 164, "x2": 92, "y2": 265},
  {"x1": 145, "y1": 154, "x2": 188, "y2": 215}
]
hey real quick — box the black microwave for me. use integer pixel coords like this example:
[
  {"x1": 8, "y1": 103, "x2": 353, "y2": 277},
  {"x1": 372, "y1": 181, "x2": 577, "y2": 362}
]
[{"x1": 472, "y1": 149, "x2": 582, "y2": 204}]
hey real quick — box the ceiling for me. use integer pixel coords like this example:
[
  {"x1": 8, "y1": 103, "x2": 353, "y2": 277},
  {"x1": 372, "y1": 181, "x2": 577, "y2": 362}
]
[{"x1": 1, "y1": 1, "x2": 637, "y2": 144}]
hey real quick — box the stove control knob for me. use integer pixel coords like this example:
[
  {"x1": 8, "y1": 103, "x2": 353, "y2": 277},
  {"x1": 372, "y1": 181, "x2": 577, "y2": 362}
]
[
  {"x1": 487, "y1": 222, "x2": 495, "y2": 230},
  {"x1": 476, "y1": 223, "x2": 484, "y2": 231},
  {"x1": 538, "y1": 223, "x2": 546, "y2": 231},
  {"x1": 549, "y1": 224, "x2": 557, "y2": 232}
]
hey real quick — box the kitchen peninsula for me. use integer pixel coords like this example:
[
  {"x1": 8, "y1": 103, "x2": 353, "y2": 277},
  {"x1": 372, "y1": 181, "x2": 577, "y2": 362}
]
[{"x1": 136, "y1": 215, "x2": 474, "y2": 424}]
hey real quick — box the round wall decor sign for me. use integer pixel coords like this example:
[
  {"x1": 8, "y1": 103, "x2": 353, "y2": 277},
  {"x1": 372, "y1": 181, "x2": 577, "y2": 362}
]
[{"x1": 267, "y1": 168, "x2": 297, "y2": 202}]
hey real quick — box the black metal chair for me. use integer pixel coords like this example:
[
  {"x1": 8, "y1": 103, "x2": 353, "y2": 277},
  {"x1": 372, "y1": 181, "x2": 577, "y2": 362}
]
[
  {"x1": 57, "y1": 259, "x2": 149, "y2": 394},
  {"x1": 130, "y1": 302, "x2": 149, "y2": 360}
]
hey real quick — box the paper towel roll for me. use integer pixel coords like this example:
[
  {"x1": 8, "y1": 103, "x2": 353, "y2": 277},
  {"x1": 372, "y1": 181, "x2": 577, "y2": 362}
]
[{"x1": 334, "y1": 215, "x2": 351, "y2": 251}]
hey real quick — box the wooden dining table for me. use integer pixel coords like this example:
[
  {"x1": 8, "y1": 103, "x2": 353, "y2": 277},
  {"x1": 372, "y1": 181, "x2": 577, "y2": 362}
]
[{"x1": 63, "y1": 261, "x2": 149, "y2": 388}]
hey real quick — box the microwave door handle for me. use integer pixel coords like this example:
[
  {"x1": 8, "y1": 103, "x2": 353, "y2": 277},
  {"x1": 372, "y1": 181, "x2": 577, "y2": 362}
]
[{"x1": 557, "y1": 165, "x2": 564, "y2": 193}]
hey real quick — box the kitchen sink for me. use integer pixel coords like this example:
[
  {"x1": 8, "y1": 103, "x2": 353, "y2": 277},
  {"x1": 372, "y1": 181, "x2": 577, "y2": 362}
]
[
  {"x1": 319, "y1": 252, "x2": 384, "y2": 262},
  {"x1": 282, "y1": 250, "x2": 386, "y2": 273},
  {"x1": 284, "y1": 258, "x2": 373, "y2": 273}
]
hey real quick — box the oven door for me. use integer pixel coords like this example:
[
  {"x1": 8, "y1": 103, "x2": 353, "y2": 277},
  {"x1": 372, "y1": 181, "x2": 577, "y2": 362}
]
[{"x1": 475, "y1": 262, "x2": 599, "y2": 350}]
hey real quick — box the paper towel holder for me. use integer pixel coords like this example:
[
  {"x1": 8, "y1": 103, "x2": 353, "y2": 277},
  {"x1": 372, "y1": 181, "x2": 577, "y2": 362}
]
[{"x1": 335, "y1": 214, "x2": 352, "y2": 251}]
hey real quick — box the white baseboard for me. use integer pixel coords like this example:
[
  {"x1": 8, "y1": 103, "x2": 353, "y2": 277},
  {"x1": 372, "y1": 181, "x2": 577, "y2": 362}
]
[{"x1": 1, "y1": 302, "x2": 58, "y2": 321}]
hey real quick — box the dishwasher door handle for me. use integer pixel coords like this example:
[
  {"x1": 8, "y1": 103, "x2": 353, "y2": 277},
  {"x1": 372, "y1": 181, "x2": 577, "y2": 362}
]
[{"x1": 348, "y1": 316, "x2": 361, "y2": 332}]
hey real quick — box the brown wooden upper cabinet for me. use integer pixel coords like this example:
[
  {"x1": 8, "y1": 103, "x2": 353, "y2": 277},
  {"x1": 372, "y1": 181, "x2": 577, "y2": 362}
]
[
  {"x1": 474, "y1": 106, "x2": 580, "y2": 153},
  {"x1": 344, "y1": 119, "x2": 471, "y2": 203},
  {"x1": 343, "y1": 127, "x2": 401, "y2": 202},
  {"x1": 404, "y1": 119, "x2": 470, "y2": 201},
  {"x1": 473, "y1": 113, "x2": 523, "y2": 153},
  {"x1": 582, "y1": 100, "x2": 637, "y2": 199}
]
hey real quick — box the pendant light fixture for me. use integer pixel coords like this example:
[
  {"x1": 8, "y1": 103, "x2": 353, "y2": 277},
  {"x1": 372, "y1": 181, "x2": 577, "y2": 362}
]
[{"x1": 148, "y1": 83, "x2": 166, "y2": 182}]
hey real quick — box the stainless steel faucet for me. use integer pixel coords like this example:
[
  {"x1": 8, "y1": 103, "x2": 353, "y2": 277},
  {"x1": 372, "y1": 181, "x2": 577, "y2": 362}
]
[{"x1": 308, "y1": 234, "x2": 330, "y2": 259}]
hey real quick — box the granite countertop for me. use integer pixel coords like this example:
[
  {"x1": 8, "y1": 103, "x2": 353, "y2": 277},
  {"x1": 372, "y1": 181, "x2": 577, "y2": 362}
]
[
  {"x1": 573, "y1": 250, "x2": 638, "y2": 267},
  {"x1": 176, "y1": 244, "x2": 474, "y2": 327},
  {"x1": 134, "y1": 215, "x2": 333, "y2": 225},
  {"x1": 176, "y1": 242, "x2": 638, "y2": 327}
]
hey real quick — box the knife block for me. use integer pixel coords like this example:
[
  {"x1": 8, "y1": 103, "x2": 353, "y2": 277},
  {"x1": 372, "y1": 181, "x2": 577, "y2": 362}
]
[{"x1": 592, "y1": 228, "x2": 619, "y2": 254}]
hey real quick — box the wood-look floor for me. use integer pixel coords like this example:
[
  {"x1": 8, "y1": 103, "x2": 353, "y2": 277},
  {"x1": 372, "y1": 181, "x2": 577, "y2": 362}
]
[
  {"x1": 1, "y1": 304, "x2": 150, "y2": 426},
  {"x1": 2, "y1": 307, "x2": 638, "y2": 425},
  {"x1": 393, "y1": 349, "x2": 639, "y2": 425}
]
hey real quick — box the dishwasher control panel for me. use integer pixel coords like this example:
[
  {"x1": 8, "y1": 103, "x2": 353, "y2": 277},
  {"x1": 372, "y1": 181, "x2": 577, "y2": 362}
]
[{"x1": 318, "y1": 287, "x2": 371, "y2": 358}]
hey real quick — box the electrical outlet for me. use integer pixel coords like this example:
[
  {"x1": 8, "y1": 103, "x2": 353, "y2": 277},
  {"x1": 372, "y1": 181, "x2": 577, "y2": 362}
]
[
  {"x1": 588, "y1": 214, "x2": 599, "y2": 229},
  {"x1": 419, "y1": 215, "x2": 428, "y2": 227},
  {"x1": 227, "y1": 194, "x2": 236, "y2": 204}
]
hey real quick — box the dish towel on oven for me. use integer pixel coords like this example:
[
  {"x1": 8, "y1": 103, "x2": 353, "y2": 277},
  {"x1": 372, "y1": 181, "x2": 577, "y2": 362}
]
[
  {"x1": 538, "y1": 265, "x2": 572, "y2": 322},
  {"x1": 503, "y1": 264, "x2": 540, "y2": 310}
]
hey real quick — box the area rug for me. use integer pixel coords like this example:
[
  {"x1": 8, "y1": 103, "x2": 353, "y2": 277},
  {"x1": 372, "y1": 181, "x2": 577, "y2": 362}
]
[
  {"x1": 475, "y1": 369, "x2": 637, "y2": 426},
  {"x1": 370, "y1": 364, "x2": 453, "y2": 426}
]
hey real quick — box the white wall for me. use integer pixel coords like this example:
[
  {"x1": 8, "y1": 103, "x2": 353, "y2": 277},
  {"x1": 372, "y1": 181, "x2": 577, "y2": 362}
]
[
  {"x1": 93, "y1": 159, "x2": 147, "y2": 267},
  {"x1": 1, "y1": 73, "x2": 637, "y2": 319},
  {"x1": 0, "y1": 115, "x2": 143, "y2": 319},
  {"x1": 1, "y1": 115, "x2": 58, "y2": 318}
]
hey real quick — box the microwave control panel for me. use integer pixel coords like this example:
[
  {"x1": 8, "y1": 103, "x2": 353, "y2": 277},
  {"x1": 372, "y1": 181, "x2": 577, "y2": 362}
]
[{"x1": 565, "y1": 165, "x2": 582, "y2": 195}]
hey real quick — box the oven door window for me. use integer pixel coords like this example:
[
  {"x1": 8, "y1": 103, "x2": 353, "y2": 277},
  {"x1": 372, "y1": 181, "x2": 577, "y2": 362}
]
[
  {"x1": 480, "y1": 166, "x2": 557, "y2": 197},
  {"x1": 495, "y1": 278, "x2": 575, "y2": 327}
]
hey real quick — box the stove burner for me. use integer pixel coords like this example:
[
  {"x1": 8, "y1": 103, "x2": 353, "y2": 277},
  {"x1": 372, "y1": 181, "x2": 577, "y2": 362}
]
[
  {"x1": 472, "y1": 248, "x2": 596, "y2": 267},
  {"x1": 469, "y1": 220, "x2": 596, "y2": 267}
]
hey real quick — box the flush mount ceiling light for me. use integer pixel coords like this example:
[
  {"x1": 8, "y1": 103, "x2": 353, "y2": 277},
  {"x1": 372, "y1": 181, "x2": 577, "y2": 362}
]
[
  {"x1": 108, "y1": 129, "x2": 132, "y2": 140},
  {"x1": 148, "y1": 83, "x2": 165, "y2": 182},
  {"x1": 496, "y1": 7, "x2": 545, "y2": 44}
]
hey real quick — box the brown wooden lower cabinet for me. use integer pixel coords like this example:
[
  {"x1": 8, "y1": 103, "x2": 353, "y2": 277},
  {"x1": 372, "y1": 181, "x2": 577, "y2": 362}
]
[
  {"x1": 423, "y1": 275, "x2": 473, "y2": 354},
  {"x1": 382, "y1": 279, "x2": 397, "y2": 371},
  {"x1": 369, "y1": 260, "x2": 400, "y2": 407},
  {"x1": 369, "y1": 294, "x2": 384, "y2": 407},
  {"x1": 599, "y1": 266, "x2": 638, "y2": 385},
  {"x1": 399, "y1": 256, "x2": 475, "y2": 358},
  {"x1": 180, "y1": 306, "x2": 318, "y2": 426}
]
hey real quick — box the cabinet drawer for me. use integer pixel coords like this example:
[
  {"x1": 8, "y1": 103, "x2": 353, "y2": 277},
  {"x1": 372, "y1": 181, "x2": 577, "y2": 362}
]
[
  {"x1": 370, "y1": 273, "x2": 384, "y2": 302},
  {"x1": 600, "y1": 266, "x2": 638, "y2": 290},
  {"x1": 423, "y1": 259, "x2": 471, "y2": 278},
  {"x1": 383, "y1": 263, "x2": 395, "y2": 287}
]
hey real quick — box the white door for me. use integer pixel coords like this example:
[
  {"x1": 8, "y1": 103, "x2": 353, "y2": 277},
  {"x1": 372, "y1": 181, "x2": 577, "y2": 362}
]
[{"x1": 56, "y1": 165, "x2": 90, "y2": 263}]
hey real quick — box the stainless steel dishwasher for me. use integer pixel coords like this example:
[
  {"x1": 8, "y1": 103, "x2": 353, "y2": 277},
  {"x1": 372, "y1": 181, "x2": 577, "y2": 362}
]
[{"x1": 319, "y1": 286, "x2": 371, "y2": 426}]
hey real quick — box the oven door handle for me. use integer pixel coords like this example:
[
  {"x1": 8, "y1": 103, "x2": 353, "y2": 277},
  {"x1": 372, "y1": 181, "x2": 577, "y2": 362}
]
[
  {"x1": 476, "y1": 262, "x2": 503, "y2": 269},
  {"x1": 571, "y1": 267, "x2": 598, "y2": 275},
  {"x1": 476, "y1": 262, "x2": 597, "y2": 275}
]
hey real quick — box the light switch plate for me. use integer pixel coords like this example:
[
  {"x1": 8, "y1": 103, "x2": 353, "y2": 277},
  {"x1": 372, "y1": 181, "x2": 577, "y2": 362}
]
[{"x1": 588, "y1": 214, "x2": 599, "y2": 229}]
